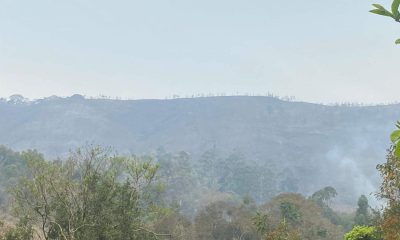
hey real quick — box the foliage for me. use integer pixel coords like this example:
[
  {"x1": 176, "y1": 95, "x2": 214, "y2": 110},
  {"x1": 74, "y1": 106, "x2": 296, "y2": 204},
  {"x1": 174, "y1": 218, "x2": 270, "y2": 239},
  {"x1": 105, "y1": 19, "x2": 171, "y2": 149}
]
[
  {"x1": 279, "y1": 202, "x2": 301, "y2": 224},
  {"x1": 257, "y1": 193, "x2": 343, "y2": 240},
  {"x1": 152, "y1": 210, "x2": 193, "y2": 240},
  {"x1": 370, "y1": 0, "x2": 400, "y2": 44},
  {"x1": 0, "y1": 218, "x2": 33, "y2": 240},
  {"x1": 194, "y1": 200, "x2": 260, "y2": 240},
  {"x1": 10, "y1": 146, "x2": 162, "y2": 240},
  {"x1": 310, "y1": 186, "x2": 337, "y2": 206},
  {"x1": 264, "y1": 220, "x2": 301, "y2": 240},
  {"x1": 344, "y1": 226, "x2": 381, "y2": 240},
  {"x1": 310, "y1": 187, "x2": 341, "y2": 226},
  {"x1": 0, "y1": 146, "x2": 27, "y2": 206},
  {"x1": 254, "y1": 212, "x2": 328, "y2": 240},
  {"x1": 0, "y1": 145, "x2": 377, "y2": 240},
  {"x1": 336, "y1": 212, "x2": 356, "y2": 233},
  {"x1": 354, "y1": 195, "x2": 371, "y2": 226},
  {"x1": 390, "y1": 121, "x2": 400, "y2": 156},
  {"x1": 156, "y1": 149, "x2": 200, "y2": 216},
  {"x1": 199, "y1": 151, "x2": 278, "y2": 203},
  {"x1": 156, "y1": 148, "x2": 278, "y2": 217},
  {"x1": 376, "y1": 147, "x2": 400, "y2": 239}
]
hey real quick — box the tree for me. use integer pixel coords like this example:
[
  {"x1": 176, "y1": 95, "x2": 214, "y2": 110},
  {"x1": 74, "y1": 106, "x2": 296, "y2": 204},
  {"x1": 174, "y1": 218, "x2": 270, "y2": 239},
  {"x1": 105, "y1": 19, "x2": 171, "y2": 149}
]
[
  {"x1": 310, "y1": 186, "x2": 337, "y2": 207},
  {"x1": 376, "y1": 147, "x2": 400, "y2": 240},
  {"x1": 156, "y1": 150, "x2": 200, "y2": 217},
  {"x1": 10, "y1": 146, "x2": 162, "y2": 240},
  {"x1": 152, "y1": 210, "x2": 193, "y2": 240},
  {"x1": 0, "y1": 218, "x2": 33, "y2": 240},
  {"x1": 255, "y1": 218, "x2": 300, "y2": 240},
  {"x1": 194, "y1": 200, "x2": 260, "y2": 240},
  {"x1": 344, "y1": 226, "x2": 381, "y2": 240},
  {"x1": 216, "y1": 152, "x2": 277, "y2": 202},
  {"x1": 279, "y1": 202, "x2": 301, "y2": 225},
  {"x1": 0, "y1": 146, "x2": 27, "y2": 206},
  {"x1": 370, "y1": 0, "x2": 400, "y2": 44},
  {"x1": 354, "y1": 195, "x2": 371, "y2": 226},
  {"x1": 257, "y1": 193, "x2": 343, "y2": 240},
  {"x1": 389, "y1": 121, "x2": 400, "y2": 157},
  {"x1": 197, "y1": 146, "x2": 220, "y2": 189},
  {"x1": 310, "y1": 187, "x2": 340, "y2": 226}
]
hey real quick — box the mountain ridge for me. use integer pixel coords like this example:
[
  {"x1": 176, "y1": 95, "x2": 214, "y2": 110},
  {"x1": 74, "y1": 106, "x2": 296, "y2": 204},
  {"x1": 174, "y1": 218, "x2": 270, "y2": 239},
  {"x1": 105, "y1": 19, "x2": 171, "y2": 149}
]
[{"x1": 1, "y1": 95, "x2": 398, "y2": 204}]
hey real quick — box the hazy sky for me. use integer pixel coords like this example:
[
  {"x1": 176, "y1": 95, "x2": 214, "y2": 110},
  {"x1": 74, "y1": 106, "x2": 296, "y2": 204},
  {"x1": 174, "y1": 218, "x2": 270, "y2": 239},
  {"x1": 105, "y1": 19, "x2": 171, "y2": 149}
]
[{"x1": 1, "y1": 0, "x2": 399, "y2": 103}]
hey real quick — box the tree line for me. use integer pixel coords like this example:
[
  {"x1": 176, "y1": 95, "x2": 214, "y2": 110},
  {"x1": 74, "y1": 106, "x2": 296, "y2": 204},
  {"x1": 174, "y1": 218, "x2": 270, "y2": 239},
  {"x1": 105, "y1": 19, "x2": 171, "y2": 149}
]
[{"x1": 0, "y1": 145, "x2": 386, "y2": 240}]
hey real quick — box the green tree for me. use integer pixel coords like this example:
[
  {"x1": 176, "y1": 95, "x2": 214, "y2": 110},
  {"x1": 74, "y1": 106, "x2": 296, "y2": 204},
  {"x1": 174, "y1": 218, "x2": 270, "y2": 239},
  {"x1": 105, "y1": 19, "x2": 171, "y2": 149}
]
[
  {"x1": 0, "y1": 146, "x2": 27, "y2": 206},
  {"x1": 354, "y1": 195, "x2": 371, "y2": 226},
  {"x1": 390, "y1": 121, "x2": 400, "y2": 157},
  {"x1": 310, "y1": 187, "x2": 340, "y2": 226},
  {"x1": 10, "y1": 146, "x2": 162, "y2": 240},
  {"x1": 279, "y1": 202, "x2": 301, "y2": 225},
  {"x1": 310, "y1": 186, "x2": 337, "y2": 206},
  {"x1": 344, "y1": 226, "x2": 381, "y2": 240},
  {"x1": 370, "y1": 0, "x2": 400, "y2": 44}
]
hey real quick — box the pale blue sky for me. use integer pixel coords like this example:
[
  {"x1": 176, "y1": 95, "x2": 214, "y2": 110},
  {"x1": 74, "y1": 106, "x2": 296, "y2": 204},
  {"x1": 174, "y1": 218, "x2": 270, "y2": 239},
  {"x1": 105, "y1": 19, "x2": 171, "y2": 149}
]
[{"x1": 0, "y1": 0, "x2": 399, "y2": 103}]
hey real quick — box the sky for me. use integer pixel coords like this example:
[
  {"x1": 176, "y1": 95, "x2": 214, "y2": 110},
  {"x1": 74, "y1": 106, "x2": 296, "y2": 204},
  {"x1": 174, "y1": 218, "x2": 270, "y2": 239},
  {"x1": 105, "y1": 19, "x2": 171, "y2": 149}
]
[{"x1": 0, "y1": 0, "x2": 399, "y2": 104}]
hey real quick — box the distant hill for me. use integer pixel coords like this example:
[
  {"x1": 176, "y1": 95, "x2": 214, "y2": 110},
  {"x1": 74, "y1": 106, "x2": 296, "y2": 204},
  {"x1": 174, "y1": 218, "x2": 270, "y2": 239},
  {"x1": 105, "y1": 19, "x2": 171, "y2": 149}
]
[{"x1": 1, "y1": 95, "x2": 399, "y2": 205}]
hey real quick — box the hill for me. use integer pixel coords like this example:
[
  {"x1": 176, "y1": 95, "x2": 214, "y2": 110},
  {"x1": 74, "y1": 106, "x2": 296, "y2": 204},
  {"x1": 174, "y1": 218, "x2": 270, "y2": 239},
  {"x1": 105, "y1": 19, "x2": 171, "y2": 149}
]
[{"x1": 1, "y1": 95, "x2": 399, "y2": 205}]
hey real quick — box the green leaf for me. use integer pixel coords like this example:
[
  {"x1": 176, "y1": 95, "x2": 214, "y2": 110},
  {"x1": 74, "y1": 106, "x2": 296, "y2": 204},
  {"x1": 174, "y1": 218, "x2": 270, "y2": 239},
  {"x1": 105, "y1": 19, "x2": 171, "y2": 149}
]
[
  {"x1": 370, "y1": 8, "x2": 395, "y2": 18},
  {"x1": 394, "y1": 142, "x2": 400, "y2": 157},
  {"x1": 391, "y1": 130, "x2": 400, "y2": 142},
  {"x1": 372, "y1": 3, "x2": 387, "y2": 10},
  {"x1": 392, "y1": 0, "x2": 400, "y2": 19},
  {"x1": 396, "y1": 39, "x2": 400, "y2": 44}
]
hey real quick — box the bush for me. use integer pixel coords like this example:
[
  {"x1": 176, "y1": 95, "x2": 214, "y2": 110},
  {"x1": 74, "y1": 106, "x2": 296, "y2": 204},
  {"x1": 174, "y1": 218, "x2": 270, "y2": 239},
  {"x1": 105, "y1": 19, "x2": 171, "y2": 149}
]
[{"x1": 344, "y1": 226, "x2": 381, "y2": 240}]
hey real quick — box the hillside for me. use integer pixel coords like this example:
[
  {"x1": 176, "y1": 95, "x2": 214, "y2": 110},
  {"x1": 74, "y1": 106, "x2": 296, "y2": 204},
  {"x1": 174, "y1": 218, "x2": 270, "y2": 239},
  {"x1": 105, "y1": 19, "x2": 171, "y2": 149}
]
[{"x1": 1, "y1": 95, "x2": 399, "y2": 205}]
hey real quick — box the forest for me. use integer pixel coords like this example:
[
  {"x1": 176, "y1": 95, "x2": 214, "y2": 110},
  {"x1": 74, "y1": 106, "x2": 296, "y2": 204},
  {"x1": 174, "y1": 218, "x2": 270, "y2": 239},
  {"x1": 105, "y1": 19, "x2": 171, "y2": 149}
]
[{"x1": 0, "y1": 143, "x2": 395, "y2": 240}]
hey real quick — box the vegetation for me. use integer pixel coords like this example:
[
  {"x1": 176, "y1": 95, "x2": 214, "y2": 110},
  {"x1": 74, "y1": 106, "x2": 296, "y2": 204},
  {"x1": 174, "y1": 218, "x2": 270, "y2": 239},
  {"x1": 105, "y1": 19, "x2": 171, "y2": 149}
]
[
  {"x1": 390, "y1": 121, "x2": 400, "y2": 157},
  {"x1": 344, "y1": 226, "x2": 381, "y2": 240},
  {"x1": 194, "y1": 200, "x2": 259, "y2": 240},
  {"x1": 369, "y1": 2, "x2": 400, "y2": 239},
  {"x1": 256, "y1": 193, "x2": 343, "y2": 240},
  {"x1": 9, "y1": 147, "x2": 162, "y2": 240},
  {"x1": 354, "y1": 195, "x2": 372, "y2": 226},
  {"x1": 370, "y1": 0, "x2": 400, "y2": 44},
  {"x1": 0, "y1": 145, "x2": 376, "y2": 239},
  {"x1": 0, "y1": 146, "x2": 27, "y2": 207},
  {"x1": 376, "y1": 147, "x2": 400, "y2": 240}
]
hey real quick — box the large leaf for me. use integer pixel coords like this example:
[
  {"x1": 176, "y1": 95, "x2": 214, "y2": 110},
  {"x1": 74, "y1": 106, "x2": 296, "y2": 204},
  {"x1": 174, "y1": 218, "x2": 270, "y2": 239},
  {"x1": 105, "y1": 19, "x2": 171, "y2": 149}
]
[
  {"x1": 372, "y1": 3, "x2": 387, "y2": 10},
  {"x1": 396, "y1": 39, "x2": 400, "y2": 44},
  {"x1": 370, "y1": 8, "x2": 395, "y2": 18},
  {"x1": 390, "y1": 130, "x2": 400, "y2": 142},
  {"x1": 392, "y1": 0, "x2": 400, "y2": 19}
]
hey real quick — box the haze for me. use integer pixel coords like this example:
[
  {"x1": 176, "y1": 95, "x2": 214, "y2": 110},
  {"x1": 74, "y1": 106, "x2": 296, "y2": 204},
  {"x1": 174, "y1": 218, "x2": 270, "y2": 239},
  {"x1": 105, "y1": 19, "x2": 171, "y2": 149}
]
[{"x1": 1, "y1": 0, "x2": 399, "y2": 103}]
